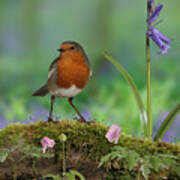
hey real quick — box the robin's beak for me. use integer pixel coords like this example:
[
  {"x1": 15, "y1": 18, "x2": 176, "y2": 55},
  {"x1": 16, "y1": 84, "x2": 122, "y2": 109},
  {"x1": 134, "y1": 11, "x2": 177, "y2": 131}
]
[{"x1": 57, "y1": 48, "x2": 65, "y2": 52}]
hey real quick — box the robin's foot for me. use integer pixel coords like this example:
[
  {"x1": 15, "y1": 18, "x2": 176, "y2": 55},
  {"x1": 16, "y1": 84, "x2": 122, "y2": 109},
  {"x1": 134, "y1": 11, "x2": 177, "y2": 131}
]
[
  {"x1": 73, "y1": 116, "x2": 86, "y2": 123},
  {"x1": 48, "y1": 117, "x2": 59, "y2": 124},
  {"x1": 86, "y1": 119, "x2": 96, "y2": 124},
  {"x1": 73, "y1": 116, "x2": 96, "y2": 124},
  {"x1": 80, "y1": 117, "x2": 86, "y2": 123},
  {"x1": 48, "y1": 117, "x2": 54, "y2": 122}
]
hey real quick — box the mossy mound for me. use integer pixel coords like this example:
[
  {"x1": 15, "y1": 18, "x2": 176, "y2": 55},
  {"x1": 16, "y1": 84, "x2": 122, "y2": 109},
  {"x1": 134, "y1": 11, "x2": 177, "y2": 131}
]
[{"x1": 0, "y1": 120, "x2": 180, "y2": 180}]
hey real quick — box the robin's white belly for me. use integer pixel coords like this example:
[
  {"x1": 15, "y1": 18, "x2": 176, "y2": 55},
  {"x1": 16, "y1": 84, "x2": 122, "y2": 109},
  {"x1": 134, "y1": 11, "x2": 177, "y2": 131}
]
[{"x1": 50, "y1": 85, "x2": 83, "y2": 98}]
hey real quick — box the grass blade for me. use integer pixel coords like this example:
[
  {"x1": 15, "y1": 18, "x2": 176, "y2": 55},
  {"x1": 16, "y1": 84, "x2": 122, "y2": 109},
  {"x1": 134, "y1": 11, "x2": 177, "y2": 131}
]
[
  {"x1": 104, "y1": 53, "x2": 147, "y2": 137},
  {"x1": 154, "y1": 104, "x2": 180, "y2": 141}
]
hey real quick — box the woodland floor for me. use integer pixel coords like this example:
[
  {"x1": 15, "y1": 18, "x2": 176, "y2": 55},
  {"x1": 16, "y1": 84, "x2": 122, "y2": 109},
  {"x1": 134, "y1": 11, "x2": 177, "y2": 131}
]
[{"x1": 0, "y1": 120, "x2": 180, "y2": 180}]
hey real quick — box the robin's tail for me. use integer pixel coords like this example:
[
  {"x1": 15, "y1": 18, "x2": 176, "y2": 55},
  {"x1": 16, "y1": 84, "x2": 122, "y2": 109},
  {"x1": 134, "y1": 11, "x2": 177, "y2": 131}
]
[{"x1": 32, "y1": 84, "x2": 49, "y2": 96}]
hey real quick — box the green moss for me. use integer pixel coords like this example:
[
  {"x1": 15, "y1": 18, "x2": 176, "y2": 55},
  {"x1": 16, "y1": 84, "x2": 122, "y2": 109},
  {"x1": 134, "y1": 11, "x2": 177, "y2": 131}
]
[
  {"x1": 0, "y1": 120, "x2": 180, "y2": 179},
  {"x1": 0, "y1": 120, "x2": 180, "y2": 158}
]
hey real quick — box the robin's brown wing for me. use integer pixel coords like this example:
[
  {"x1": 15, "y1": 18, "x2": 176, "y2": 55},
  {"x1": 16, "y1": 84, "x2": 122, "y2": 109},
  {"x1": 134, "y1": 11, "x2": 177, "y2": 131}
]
[
  {"x1": 32, "y1": 57, "x2": 59, "y2": 97},
  {"x1": 48, "y1": 57, "x2": 59, "y2": 80},
  {"x1": 49, "y1": 57, "x2": 59, "y2": 71}
]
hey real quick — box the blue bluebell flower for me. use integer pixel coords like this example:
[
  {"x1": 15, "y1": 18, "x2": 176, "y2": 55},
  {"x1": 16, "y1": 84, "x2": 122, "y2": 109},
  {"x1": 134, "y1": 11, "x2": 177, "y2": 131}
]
[
  {"x1": 147, "y1": 0, "x2": 171, "y2": 54},
  {"x1": 147, "y1": 4, "x2": 163, "y2": 24},
  {"x1": 147, "y1": 27, "x2": 171, "y2": 54}
]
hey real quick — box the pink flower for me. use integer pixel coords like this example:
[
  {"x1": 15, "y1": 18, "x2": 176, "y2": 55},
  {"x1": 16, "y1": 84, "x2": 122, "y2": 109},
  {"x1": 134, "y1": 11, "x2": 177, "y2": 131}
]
[
  {"x1": 105, "y1": 125, "x2": 121, "y2": 144},
  {"x1": 40, "y1": 136, "x2": 56, "y2": 153}
]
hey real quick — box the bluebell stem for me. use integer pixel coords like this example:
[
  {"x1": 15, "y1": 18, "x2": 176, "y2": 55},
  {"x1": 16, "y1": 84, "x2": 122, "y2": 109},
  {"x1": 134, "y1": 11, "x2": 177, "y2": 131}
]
[
  {"x1": 146, "y1": 0, "x2": 171, "y2": 139},
  {"x1": 146, "y1": 0, "x2": 153, "y2": 138}
]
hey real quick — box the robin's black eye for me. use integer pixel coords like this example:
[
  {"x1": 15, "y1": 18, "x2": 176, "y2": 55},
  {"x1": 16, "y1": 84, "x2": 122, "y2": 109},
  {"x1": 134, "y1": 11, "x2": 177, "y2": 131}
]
[
  {"x1": 58, "y1": 48, "x2": 65, "y2": 52},
  {"x1": 70, "y1": 46, "x2": 75, "y2": 50}
]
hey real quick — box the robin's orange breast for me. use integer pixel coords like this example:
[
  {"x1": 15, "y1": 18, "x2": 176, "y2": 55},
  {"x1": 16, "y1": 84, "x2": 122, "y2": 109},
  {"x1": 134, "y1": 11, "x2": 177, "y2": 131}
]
[{"x1": 56, "y1": 51, "x2": 90, "y2": 89}]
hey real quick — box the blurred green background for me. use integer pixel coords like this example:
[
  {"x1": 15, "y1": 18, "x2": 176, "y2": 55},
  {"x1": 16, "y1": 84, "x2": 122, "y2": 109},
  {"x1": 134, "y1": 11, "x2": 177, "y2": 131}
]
[{"x1": 0, "y1": 0, "x2": 179, "y2": 139}]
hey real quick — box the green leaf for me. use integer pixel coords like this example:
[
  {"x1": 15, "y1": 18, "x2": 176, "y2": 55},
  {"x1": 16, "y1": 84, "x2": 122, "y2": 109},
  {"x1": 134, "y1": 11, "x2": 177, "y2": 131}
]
[
  {"x1": 9, "y1": 145, "x2": 19, "y2": 153},
  {"x1": 70, "y1": 170, "x2": 85, "y2": 180},
  {"x1": 44, "y1": 174, "x2": 62, "y2": 180},
  {"x1": 140, "y1": 163, "x2": 151, "y2": 180},
  {"x1": 154, "y1": 104, "x2": 180, "y2": 141},
  {"x1": 157, "y1": 154, "x2": 180, "y2": 160},
  {"x1": 64, "y1": 170, "x2": 85, "y2": 180},
  {"x1": 148, "y1": 156, "x2": 161, "y2": 172},
  {"x1": 0, "y1": 149, "x2": 9, "y2": 163},
  {"x1": 104, "y1": 53, "x2": 147, "y2": 137},
  {"x1": 126, "y1": 152, "x2": 140, "y2": 170},
  {"x1": 23, "y1": 145, "x2": 54, "y2": 159},
  {"x1": 99, "y1": 146, "x2": 140, "y2": 171},
  {"x1": 98, "y1": 151, "x2": 119, "y2": 167}
]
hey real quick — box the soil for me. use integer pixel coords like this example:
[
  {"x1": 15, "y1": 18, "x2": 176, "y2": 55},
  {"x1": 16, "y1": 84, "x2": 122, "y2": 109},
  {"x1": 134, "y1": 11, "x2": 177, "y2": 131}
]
[{"x1": 0, "y1": 150, "x2": 105, "y2": 180}]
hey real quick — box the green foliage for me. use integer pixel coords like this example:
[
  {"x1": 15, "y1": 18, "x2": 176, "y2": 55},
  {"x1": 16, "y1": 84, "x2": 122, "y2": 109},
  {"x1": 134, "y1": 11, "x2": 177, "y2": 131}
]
[
  {"x1": 0, "y1": 143, "x2": 53, "y2": 163},
  {"x1": 104, "y1": 53, "x2": 180, "y2": 141},
  {"x1": 99, "y1": 146, "x2": 180, "y2": 179},
  {"x1": 44, "y1": 170, "x2": 85, "y2": 180},
  {"x1": 104, "y1": 53, "x2": 147, "y2": 137},
  {"x1": 44, "y1": 174, "x2": 62, "y2": 180},
  {"x1": 0, "y1": 143, "x2": 54, "y2": 179},
  {"x1": 4, "y1": 97, "x2": 28, "y2": 121},
  {"x1": 63, "y1": 170, "x2": 85, "y2": 180},
  {"x1": 0, "y1": 145, "x2": 19, "y2": 163},
  {"x1": 0, "y1": 144, "x2": 53, "y2": 165},
  {"x1": 23, "y1": 145, "x2": 54, "y2": 176},
  {"x1": 0, "y1": 121, "x2": 179, "y2": 157},
  {"x1": 99, "y1": 146, "x2": 140, "y2": 170},
  {"x1": 0, "y1": 148, "x2": 9, "y2": 163},
  {"x1": 23, "y1": 145, "x2": 53, "y2": 159}
]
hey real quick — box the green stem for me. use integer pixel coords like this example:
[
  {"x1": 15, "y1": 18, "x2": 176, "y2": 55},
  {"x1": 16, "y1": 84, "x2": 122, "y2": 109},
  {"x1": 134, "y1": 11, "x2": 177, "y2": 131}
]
[
  {"x1": 146, "y1": 25, "x2": 152, "y2": 139},
  {"x1": 9, "y1": 157, "x2": 17, "y2": 180},
  {"x1": 62, "y1": 142, "x2": 66, "y2": 174},
  {"x1": 146, "y1": 0, "x2": 153, "y2": 139},
  {"x1": 13, "y1": 166, "x2": 17, "y2": 180},
  {"x1": 32, "y1": 159, "x2": 38, "y2": 176}
]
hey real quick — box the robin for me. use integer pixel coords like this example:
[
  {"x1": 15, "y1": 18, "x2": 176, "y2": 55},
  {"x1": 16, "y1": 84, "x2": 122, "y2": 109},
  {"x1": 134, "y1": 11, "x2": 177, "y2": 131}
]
[{"x1": 32, "y1": 41, "x2": 92, "y2": 122}]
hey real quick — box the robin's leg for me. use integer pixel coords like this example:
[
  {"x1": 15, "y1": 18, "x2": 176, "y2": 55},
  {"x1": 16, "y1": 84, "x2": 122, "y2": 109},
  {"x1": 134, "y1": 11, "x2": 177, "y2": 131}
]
[
  {"x1": 48, "y1": 96, "x2": 55, "y2": 122},
  {"x1": 68, "y1": 97, "x2": 86, "y2": 123}
]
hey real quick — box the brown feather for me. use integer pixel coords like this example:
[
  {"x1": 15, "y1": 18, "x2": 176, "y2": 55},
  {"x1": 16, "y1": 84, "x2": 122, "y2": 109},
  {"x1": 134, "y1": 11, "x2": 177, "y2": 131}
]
[
  {"x1": 49, "y1": 57, "x2": 59, "y2": 72},
  {"x1": 32, "y1": 84, "x2": 49, "y2": 96}
]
